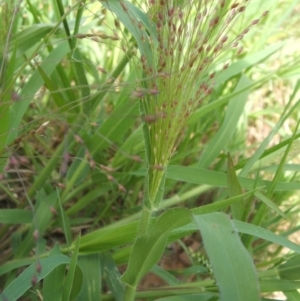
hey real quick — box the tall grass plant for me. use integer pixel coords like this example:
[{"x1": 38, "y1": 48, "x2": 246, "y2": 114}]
[{"x1": 0, "y1": 0, "x2": 300, "y2": 300}]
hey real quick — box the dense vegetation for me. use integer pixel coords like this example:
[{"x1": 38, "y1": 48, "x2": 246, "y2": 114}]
[{"x1": 0, "y1": 0, "x2": 300, "y2": 300}]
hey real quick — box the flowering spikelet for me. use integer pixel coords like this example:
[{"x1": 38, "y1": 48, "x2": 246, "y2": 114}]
[{"x1": 131, "y1": 0, "x2": 267, "y2": 209}]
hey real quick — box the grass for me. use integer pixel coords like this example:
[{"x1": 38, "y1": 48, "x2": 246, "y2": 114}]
[{"x1": 0, "y1": 0, "x2": 300, "y2": 300}]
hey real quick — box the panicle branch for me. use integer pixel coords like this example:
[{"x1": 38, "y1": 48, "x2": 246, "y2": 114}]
[{"x1": 125, "y1": 0, "x2": 268, "y2": 208}]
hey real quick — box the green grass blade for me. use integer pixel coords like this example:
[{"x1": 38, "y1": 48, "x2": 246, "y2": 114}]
[
  {"x1": 11, "y1": 24, "x2": 58, "y2": 54},
  {"x1": 55, "y1": 0, "x2": 72, "y2": 49},
  {"x1": 101, "y1": 252, "x2": 124, "y2": 301},
  {"x1": 27, "y1": 131, "x2": 75, "y2": 199},
  {"x1": 278, "y1": 254, "x2": 300, "y2": 280},
  {"x1": 156, "y1": 294, "x2": 218, "y2": 301},
  {"x1": 235, "y1": 132, "x2": 300, "y2": 171},
  {"x1": 198, "y1": 74, "x2": 251, "y2": 168},
  {"x1": 239, "y1": 96, "x2": 300, "y2": 178},
  {"x1": 2, "y1": 254, "x2": 70, "y2": 301},
  {"x1": 8, "y1": 41, "x2": 70, "y2": 143},
  {"x1": 150, "y1": 265, "x2": 180, "y2": 286},
  {"x1": 254, "y1": 191, "x2": 287, "y2": 219},
  {"x1": 166, "y1": 165, "x2": 299, "y2": 192},
  {"x1": 78, "y1": 221, "x2": 138, "y2": 252},
  {"x1": 87, "y1": 99, "x2": 139, "y2": 153},
  {"x1": 215, "y1": 42, "x2": 284, "y2": 86},
  {"x1": 57, "y1": 188, "x2": 72, "y2": 247},
  {"x1": 233, "y1": 221, "x2": 300, "y2": 253},
  {"x1": 71, "y1": 48, "x2": 91, "y2": 116},
  {"x1": 249, "y1": 118, "x2": 300, "y2": 233},
  {"x1": 260, "y1": 279, "x2": 300, "y2": 293},
  {"x1": 37, "y1": 65, "x2": 67, "y2": 108},
  {"x1": 90, "y1": 50, "x2": 134, "y2": 110},
  {"x1": 0, "y1": 209, "x2": 32, "y2": 224},
  {"x1": 102, "y1": 0, "x2": 155, "y2": 64},
  {"x1": 121, "y1": 208, "x2": 191, "y2": 287},
  {"x1": 266, "y1": 118, "x2": 300, "y2": 198},
  {"x1": 0, "y1": 37, "x2": 18, "y2": 155},
  {"x1": 192, "y1": 189, "x2": 260, "y2": 215},
  {"x1": 77, "y1": 254, "x2": 102, "y2": 301},
  {"x1": 43, "y1": 264, "x2": 66, "y2": 301},
  {"x1": 284, "y1": 290, "x2": 300, "y2": 301},
  {"x1": 15, "y1": 191, "x2": 57, "y2": 258},
  {"x1": 227, "y1": 153, "x2": 244, "y2": 220},
  {"x1": 62, "y1": 237, "x2": 82, "y2": 301},
  {"x1": 0, "y1": 258, "x2": 36, "y2": 277},
  {"x1": 193, "y1": 213, "x2": 260, "y2": 301}
]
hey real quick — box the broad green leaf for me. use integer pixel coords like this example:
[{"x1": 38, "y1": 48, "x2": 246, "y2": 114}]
[
  {"x1": 260, "y1": 279, "x2": 300, "y2": 292},
  {"x1": 0, "y1": 209, "x2": 32, "y2": 224},
  {"x1": 69, "y1": 265, "x2": 83, "y2": 300},
  {"x1": 77, "y1": 254, "x2": 102, "y2": 301},
  {"x1": 15, "y1": 191, "x2": 57, "y2": 259},
  {"x1": 12, "y1": 24, "x2": 59, "y2": 54},
  {"x1": 284, "y1": 290, "x2": 300, "y2": 301},
  {"x1": 121, "y1": 208, "x2": 191, "y2": 287},
  {"x1": 78, "y1": 221, "x2": 138, "y2": 252},
  {"x1": 166, "y1": 165, "x2": 300, "y2": 192},
  {"x1": 193, "y1": 213, "x2": 260, "y2": 301},
  {"x1": 2, "y1": 255, "x2": 70, "y2": 301},
  {"x1": 43, "y1": 264, "x2": 66, "y2": 301},
  {"x1": 171, "y1": 219, "x2": 300, "y2": 256},
  {"x1": 76, "y1": 196, "x2": 300, "y2": 258},
  {"x1": 0, "y1": 258, "x2": 36, "y2": 277},
  {"x1": 278, "y1": 255, "x2": 300, "y2": 280},
  {"x1": 101, "y1": 252, "x2": 124, "y2": 301}
]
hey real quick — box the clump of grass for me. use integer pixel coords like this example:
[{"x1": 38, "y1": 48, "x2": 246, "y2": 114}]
[{"x1": 1, "y1": 1, "x2": 300, "y2": 301}]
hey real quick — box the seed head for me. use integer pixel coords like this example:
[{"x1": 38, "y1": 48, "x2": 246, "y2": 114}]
[{"x1": 136, "y1": 0, "x2": 265, "y2": 208}]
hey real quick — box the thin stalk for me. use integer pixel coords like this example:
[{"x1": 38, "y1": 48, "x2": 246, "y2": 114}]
[
  {"x1": 137, "y1": 207, "x2": 152, "y2": 236},
  {"x1": 123, "y1": 285, "x2": 136, "y2": 301},
  {"x1": 123, "y1": 205, "x2": 152, "y2": 300},
  {"x1": 105, "y1": 280, "x2": 217, "y2": 301},
  {"x1": 27, "y1": 131, "x2": 74, "y2": 200},
  {"x1": 106, "y1": 184, "x2": 211, "y2": 228}
]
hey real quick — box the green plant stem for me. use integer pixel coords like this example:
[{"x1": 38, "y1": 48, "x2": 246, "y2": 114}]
[
  {"x1": 105, "y1": 280, "x2": 217, "y2": 300},
  {"x1": 123, "y1": 206, "x2": 152, "y2": 301},
  {"x1": 123, "y1": 285, "x2": 136, "y2": 301},
  {"x1": 106, "y1": 184, "x2": 211, "y2": 228},
  {"x1": 137, "y1": 207, "x2": 152, "y2": 236}
]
